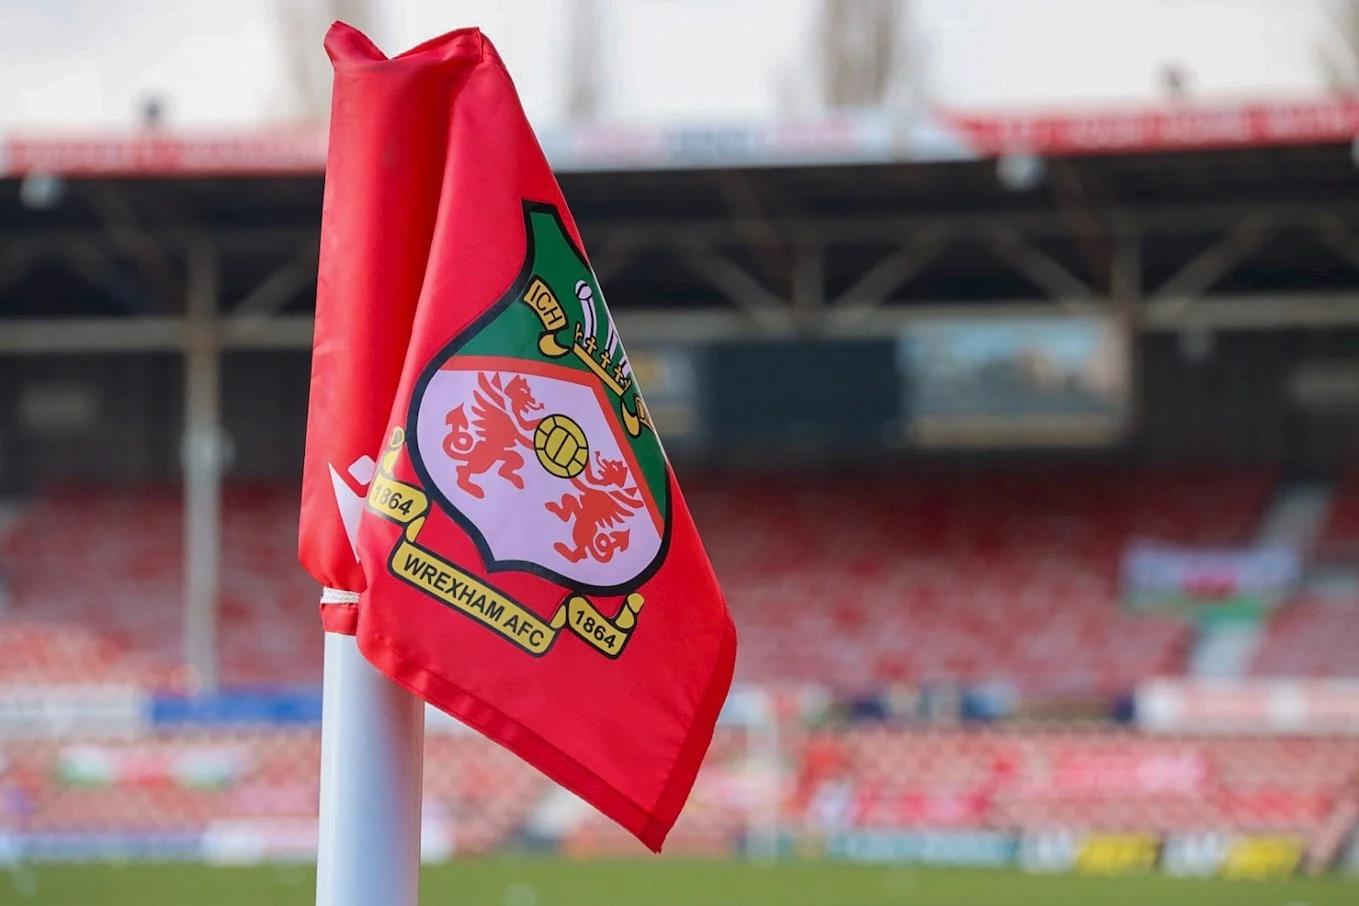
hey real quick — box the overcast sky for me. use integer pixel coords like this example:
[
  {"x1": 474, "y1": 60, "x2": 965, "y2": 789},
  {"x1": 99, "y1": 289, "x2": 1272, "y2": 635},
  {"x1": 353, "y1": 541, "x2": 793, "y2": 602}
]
[{"x1": 0, "y1": 0, "x2": 1348, "y2": 130}]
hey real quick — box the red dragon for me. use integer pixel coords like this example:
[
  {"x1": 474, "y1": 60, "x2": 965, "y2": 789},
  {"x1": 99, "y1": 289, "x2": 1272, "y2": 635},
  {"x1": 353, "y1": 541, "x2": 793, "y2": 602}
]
[
  {"x1": 443, "y1": 372, "x2": 544, "y2": 499},
  {"x1": 544, "y1": 452, "x2": 642, "y2": 564}
]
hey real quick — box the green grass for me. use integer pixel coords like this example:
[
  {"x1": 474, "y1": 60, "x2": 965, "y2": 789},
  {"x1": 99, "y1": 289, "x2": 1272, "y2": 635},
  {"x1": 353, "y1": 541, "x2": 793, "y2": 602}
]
[{"x1": 2, "y1": 858, "x2": 1355, "y2": 906}]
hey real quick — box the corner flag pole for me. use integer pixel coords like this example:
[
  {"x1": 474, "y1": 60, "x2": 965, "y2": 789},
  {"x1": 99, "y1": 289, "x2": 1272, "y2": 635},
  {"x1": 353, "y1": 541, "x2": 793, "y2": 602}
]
[
  {"x1": 315, "y1": 631, "x2": 425, "y2": 906},
  {"x1": 306, "y1": 22, "x2": 430, "y2": 906}
]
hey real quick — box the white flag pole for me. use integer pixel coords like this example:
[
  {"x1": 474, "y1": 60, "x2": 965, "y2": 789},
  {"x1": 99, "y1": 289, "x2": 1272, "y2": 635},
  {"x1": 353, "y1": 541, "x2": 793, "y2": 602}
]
[{"x1": 315, "y1": 629, "x2": 425, "y2": 906}]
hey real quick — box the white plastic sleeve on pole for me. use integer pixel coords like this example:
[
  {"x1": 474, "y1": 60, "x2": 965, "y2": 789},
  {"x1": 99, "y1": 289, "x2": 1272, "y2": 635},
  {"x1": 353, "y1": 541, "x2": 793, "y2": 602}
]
[{"x1": 316, "y1": 631, "x2": 425, "y2": 906}]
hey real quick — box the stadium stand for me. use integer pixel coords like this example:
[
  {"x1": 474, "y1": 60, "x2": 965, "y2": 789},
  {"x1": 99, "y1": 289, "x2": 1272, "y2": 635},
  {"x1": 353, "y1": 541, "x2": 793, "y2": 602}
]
[
  {"x1": 10, "y1": 467, "x2": 1359, "y2": 865},
  {"x1": 1250, "y1": 596, "x2": 1359, "y2": 678},
  {"x1": 0, "y1": 731, "x2": 550, "y2": 855},
  {"x1": 1247, "y1": 471, "x2": 1359, "y2": 679},
  {"x1": 464, "y1": 725, "x2": 1359, "y2": 858},
  {"x1": 0, "y1": 469, "x2": 1275, "y2": 693},
  {"x1": 0, "y1": 486, "x2": 319, "y2": 689},
  {"x1": 1317, "y1": 470, "x2": 1359, "y2": 558},
  {"x1": 0, "y1": 468, "x2": 1280, "y2": 692},
  {"x1": 4, "y1": 724, "x2": 1357, "y2": 859},
  {"x1": 792, "y1": 728, "x2": 1359, "y2": 846},
  {"x1": 3, "y1": 43, "x2": 1359, "y2": 880},
  {"x1": 688, "y1": 468, "x2": 1273, "y2": 694}
]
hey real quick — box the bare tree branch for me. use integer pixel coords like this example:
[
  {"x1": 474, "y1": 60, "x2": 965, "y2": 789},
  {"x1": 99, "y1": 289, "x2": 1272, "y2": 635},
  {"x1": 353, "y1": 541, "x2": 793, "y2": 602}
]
[
  {"x1": 277, "y1": 0, "x2": 376, "y2": 121},
  {"x1": 566, "y1": 0, "x2": 604, "y2": 120},
  {"x1": 818, "y1": 0, "x2": 908, "y2": 109},
  {"x1": 1318, "y1": 0, "x2": 1359, "y2": 90}
]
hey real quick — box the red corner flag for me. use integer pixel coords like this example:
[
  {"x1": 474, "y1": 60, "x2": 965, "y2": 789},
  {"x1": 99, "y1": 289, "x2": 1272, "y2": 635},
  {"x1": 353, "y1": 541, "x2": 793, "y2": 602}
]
[{"x1": 299, "y1": 23, "x2": 736, "y2": 851}]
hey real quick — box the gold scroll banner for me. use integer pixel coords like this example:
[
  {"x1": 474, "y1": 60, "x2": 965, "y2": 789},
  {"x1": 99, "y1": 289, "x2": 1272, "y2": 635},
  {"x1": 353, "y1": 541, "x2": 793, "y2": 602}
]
[
  {"x1": 365, "y1": 428, "x2": 644, "y2": 659},
  {"x1": 521, "y1": 276, "x2": 571, "y2": 358}
]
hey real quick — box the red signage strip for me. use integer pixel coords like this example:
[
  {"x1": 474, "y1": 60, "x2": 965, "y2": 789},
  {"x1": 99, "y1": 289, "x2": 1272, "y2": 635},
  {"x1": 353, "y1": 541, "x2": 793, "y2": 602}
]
[
  {"x1": 942, "y1": 98, "x2": 1359, "y2": 156},
  {"x1": 4, "y1": 97, "x2": 1358, "y2": 177}
]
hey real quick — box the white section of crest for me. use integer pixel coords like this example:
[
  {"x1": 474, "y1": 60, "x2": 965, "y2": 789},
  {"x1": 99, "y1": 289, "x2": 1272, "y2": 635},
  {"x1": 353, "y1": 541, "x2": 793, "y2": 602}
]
[
  {"x1": 415, "y1": 369, "x2": 662, "y2": 588},
  {"x1": 316, "y1": 632, "x2": 424, "y2": 906}
]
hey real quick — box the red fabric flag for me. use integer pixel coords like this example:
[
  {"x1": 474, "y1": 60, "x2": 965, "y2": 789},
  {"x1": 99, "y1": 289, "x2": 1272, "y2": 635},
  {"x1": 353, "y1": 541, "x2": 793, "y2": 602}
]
[
  {"x1": 299, "y1": 22, "x2": 737, "y2": 851},
  {"x1": 299, "y1": 23, "x2": 471, "y2": 630}
]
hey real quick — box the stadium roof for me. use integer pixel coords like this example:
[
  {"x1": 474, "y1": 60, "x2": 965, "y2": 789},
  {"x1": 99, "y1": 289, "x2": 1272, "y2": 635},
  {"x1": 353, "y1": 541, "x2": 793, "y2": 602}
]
[{"x1": 5, "y1": 96, "x2": 1359, "y2": 352}]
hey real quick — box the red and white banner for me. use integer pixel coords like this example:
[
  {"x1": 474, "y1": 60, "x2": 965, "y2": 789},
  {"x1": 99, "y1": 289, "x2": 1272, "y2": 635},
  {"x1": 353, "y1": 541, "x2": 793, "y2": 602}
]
[
  {"x1": 941, "y1": 98, "x2": 1359, "y2": 156},
  {"x1": 6, "y1": 97, "x2": 1359, "y2": 177},
  {"x1": 1047, "y1": 750, "x2": 1209, "y2": 796},
  {"x1": 1137, "y1": 679, "x2": 1359, "y2": 735},
  {"x1": 1, "y1": 129, "x2": 326, "y2": 177}
]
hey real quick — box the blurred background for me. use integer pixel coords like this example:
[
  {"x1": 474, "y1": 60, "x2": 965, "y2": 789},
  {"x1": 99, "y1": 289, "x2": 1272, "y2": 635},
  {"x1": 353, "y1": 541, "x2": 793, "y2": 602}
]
[{"x1": 2, "y1": 0, "x2": 1359, "y2": 902}]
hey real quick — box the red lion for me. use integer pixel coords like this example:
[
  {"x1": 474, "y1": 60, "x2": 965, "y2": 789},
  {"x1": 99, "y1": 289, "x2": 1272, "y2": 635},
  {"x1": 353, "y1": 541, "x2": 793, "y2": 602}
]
[
  {"x1": 443, "y1": 373, "x2": 544, "y2": 499},
  {"x1": 545, "y1": 452, "x2": 641, "y2": 564}
]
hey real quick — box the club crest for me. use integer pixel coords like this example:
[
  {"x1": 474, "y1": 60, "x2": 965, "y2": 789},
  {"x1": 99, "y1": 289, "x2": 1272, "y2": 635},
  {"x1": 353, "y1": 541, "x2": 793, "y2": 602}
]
[
  {"x1": 408, "y1": 202, "x2": 669, "y2": 592},
  {"x1": 363, "y1": 202, "x2": 670, "y2": 660}
]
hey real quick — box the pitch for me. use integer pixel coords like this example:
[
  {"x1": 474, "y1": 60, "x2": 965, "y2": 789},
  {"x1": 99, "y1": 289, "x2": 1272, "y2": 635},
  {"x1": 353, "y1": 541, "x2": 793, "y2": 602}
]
[{"x1": 5, "y1": 859, "x2": 1356, "y2": 905}]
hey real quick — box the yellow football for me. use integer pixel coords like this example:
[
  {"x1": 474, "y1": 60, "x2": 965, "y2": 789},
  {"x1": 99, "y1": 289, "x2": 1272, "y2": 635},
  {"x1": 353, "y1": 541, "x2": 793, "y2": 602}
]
[{"x1": 534, "y1": 414, "x2": 589, "y2": 479}]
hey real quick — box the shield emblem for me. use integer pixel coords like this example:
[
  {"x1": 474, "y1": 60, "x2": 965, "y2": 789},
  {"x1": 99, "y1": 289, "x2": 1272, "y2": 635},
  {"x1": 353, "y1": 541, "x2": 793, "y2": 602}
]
[{"x1": 407, "y1": 202, "x2": 670, "y2": 593}]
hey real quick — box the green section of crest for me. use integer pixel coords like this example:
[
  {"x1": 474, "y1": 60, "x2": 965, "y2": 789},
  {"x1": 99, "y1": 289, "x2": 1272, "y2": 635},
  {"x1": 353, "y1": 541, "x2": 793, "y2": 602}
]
[{"x1": 460, "y1": 208, "x2": 668, "y2": 509}]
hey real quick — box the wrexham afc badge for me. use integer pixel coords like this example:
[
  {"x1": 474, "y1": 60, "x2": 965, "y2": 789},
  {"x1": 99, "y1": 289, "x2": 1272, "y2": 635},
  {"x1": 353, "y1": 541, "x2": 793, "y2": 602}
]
[{"x1": 364, "y1": 203, "x2": 669, "y2": 660}]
